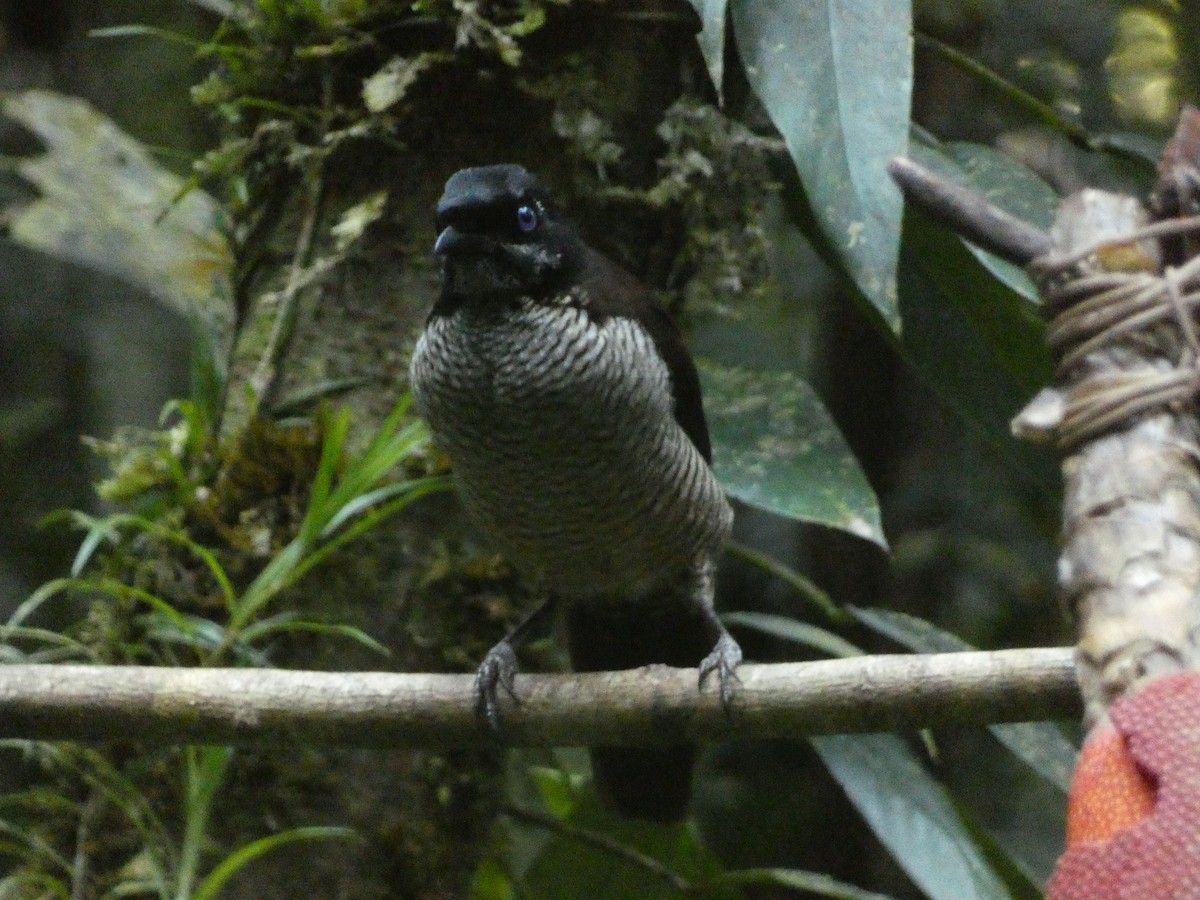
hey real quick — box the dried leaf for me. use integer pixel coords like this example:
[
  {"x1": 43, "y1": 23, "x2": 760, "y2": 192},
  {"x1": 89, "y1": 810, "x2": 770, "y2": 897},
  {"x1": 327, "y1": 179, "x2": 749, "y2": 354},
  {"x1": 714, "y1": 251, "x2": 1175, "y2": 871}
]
[{"x1": 3, "y1": 90, "x2": 233, "y2": 350}]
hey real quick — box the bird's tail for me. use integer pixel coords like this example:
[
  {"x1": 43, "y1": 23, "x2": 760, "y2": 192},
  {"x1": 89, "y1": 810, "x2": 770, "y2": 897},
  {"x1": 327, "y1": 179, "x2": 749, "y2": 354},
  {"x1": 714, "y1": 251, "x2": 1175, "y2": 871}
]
[
  {"x1": 586, "y1": 745, "x2": 696, "y2": 823},
  {"x1": 564, "y1": 594, "x2": 715, "y2": 822}
]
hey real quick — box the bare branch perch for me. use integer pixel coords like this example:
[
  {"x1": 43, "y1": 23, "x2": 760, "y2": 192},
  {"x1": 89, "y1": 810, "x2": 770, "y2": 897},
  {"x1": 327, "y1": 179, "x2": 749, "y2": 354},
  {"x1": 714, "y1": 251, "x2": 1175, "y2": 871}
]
[
  {"x1": 888, "y1": 156, "x2": 1053, "y2": 265},
  {"x1": 0, "y1": 649, "x2": 1078, "y2": 748}
]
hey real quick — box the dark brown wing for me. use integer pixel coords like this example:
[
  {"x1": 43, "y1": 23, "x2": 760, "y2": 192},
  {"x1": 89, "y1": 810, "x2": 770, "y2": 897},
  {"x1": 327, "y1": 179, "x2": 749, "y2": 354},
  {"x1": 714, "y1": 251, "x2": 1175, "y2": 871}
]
[{"x1": 578, "y1": 247, "x2": 714, "y2": 463}]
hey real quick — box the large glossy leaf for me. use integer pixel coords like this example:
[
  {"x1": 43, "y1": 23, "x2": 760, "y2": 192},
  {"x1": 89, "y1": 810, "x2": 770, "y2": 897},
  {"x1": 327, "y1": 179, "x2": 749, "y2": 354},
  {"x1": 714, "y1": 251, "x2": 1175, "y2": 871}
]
[
  {"x1": 729, "y1": 0, "x2": 912, "y2": 328},
  {"x1": 849, "y1": 606, "x2": 1077, "y2": 793},
  {"x1": 897, "y1": 206, "x2": 1056, "y2": 485},
  {"x1": 895, "y1": 137, "x2": 1060, "y2": 484},
  {"x1": 901, "y1": 211, "x2": 1049, "y2": 400},
  {"x1": 686, "y1": 0, "x2": 728, "y2": 102},
  {"x1": 700, "y1": 362, "x2": 885, "y2": 548},
  {"x1": 811, "y1": 734, "x2": 1011, "y2": 900}
]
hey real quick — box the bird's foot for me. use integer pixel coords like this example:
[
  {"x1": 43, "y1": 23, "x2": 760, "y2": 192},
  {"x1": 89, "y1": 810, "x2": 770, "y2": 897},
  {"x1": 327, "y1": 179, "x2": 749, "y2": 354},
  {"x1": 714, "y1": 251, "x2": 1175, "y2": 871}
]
[
  {"x1": 474, "y1": 639, "x2": 521, "y2": 735},
  {"x1": 698, "y1": 629, "x2": 742, "y2": 711}
]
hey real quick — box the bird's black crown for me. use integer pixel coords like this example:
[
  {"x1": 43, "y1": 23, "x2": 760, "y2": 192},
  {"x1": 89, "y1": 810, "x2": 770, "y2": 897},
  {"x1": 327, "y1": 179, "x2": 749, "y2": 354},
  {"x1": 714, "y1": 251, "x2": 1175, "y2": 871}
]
[{"x1": 434, "y1": 164, "x2": 581, "y2": 299}]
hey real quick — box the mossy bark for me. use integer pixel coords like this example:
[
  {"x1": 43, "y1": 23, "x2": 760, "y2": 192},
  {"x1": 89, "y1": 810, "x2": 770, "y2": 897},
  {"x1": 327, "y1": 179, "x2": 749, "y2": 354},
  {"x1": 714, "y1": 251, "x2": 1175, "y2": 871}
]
[{"x1": 204, "y1": 1, "x2": 736, "y2": 894}]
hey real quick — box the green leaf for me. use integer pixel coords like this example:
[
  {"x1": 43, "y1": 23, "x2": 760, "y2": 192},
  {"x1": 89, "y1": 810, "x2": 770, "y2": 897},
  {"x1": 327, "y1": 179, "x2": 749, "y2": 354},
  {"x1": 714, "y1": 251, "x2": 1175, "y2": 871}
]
[
  {"x1": 0, "y1": 626, "x2": 96, "y2": 663},
  {"x1": 939, "y1": 143, "x2": 1057, "y2": 233},
  {"x1": 1090, "y1": 131, "x2": 1163, "y2": 165},
  {"x1": 302, "y1": 407, "x2": 351, "y2": 540},
  {"x1": 528, "y1": 766, "x2": 579, "y2": 820},
  {"x1": 848, "y1": 607, "x2": 1077, "y2": 793},
  {"x1": 515, "y1": 793, "x2": 733, "y2": 900},
  {"x1": 239, "y1": 616, "x2": 390, "y2": 656},
  {"x1": 900, "y1": 202, "x2": 1049, "y2": 396},
  {"x1": 189, "y1": 322, "x2": 228, "y2": 428},
  {"x1": 699, "y1": 362, "x2": 885, "y2": 547},
  {"x1": 848, "y1": 605, "x2": 971, "y2": 654},
  {"x1": 31, "y1": 577, "x2": 190, "y2": 632},
  {"x1": 471, "y1": 856, "x2": 516, "y2": 900},
  {"x1": 292, "y1": 476, "x2": 449, "y2": 585},
  {"x1": 234, "y1": 541, "x2": 307, "y2": 627},
  {"x1": 0, "y1": 875, "x2": 70, "y2": 900},
  {"x1": 331, "y1": 194, "x2": 386, "y2": 254},
  {"x1": 896, "y1": 140, "x2": 1058, "y2": 478},
  {"x1": 717, "y1": 867, "x2": 893, "y2": 899},
  {"x1": 725, "y1": 540, "x2": 845, "y2": 620},
  {"x1": 0, "y1": 819, "x2": 73, "y2": 873},
  {"x1": 896, "y1": 196, "x2": 1056, "y2": 485},
  {"x1": 952, "y1": 802, "x2": 1049, "y2": 900},
  {"x1": 317, "y1": 399, "x2": 426, "y2": 526},
  {"x1": 722, "y1": 611, "x2": 862, "y2": 658},
  {"x1": 812, "y1": 734, "x2": 1011, "y2": 900},
  {"x1": 7, "y1": 579, "x2": 74, "y2": 630},
  {"x1": 909, "y1": 139, "x2": 1058, "y2": 301},
  {"x1": 193, "y1": 827, "x2": 358, "y2": 900},
  {"x1": 231, "y1": 406, "x2": 443, "y2": 631},
  {"x1": 986, "y1": 722, "x2": 1075, "y2": 797},
  {"x1": 67, "y1": 512, "x2": 120, "y2": 577},
  {"x1": 269, "y1": 377, "x2": 372, "y2": 418},
  {"x1": 59, "y1": 512, "x2": 237, "y2": 608},
  {"x1": 686, "y1": 0, "x2": 728, "y2": 101},
  {"x1": 27, "y1": 745, "x2": 176, "y2": 888},
  {"x1": 729, "y1": 0, "x2": 911, "y2": 327},
  {"x1": 89, "y1": 24, "x2": 212, "y2": 49}
]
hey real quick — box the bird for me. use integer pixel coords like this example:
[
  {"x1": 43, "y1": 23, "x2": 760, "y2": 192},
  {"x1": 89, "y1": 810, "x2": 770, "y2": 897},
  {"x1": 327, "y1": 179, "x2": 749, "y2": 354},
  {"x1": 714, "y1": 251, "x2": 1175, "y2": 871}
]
[{"x1": 409, "y1": 163, "x2": 741, "y2": 821}]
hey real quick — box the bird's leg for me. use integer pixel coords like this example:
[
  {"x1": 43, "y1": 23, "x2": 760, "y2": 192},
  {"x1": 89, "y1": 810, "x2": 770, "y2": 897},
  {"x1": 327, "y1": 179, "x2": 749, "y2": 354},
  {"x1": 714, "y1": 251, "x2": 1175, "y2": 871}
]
[
  {"x1": 693, "y1": 557, "x2": 742, "y2": 709},
  {"x1": 474, "y1": 596, "x2": 557, "y2": 734},
  {"x1": 698, "y1": 608, "x2": 742, "y2": 709}
]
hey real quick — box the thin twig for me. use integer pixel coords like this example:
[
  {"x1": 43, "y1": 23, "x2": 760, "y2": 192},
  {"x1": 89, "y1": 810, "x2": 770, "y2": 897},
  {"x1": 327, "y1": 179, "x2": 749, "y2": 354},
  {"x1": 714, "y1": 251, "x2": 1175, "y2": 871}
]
[
  {"x1": 248, "y1": 165, "x2": 326, "y2": 409},
  {"x1": 888, "y1": 157, "x2": 1053, "y2": 265},
  {"x1": 1041, "y1": 215, "x2": 1200, "y2": 272},
  {"x1": 914, "y1": 33, "x2": 1090, "y2": 144},
  {"x1": 501, "y1": 805, "x2": 693, "y2": 893},
  {"x1": 0, "y1": 649, "x2": 1079, "y2": 748},
  {"x1": 248, "y1": 74, "x2": 337, "y2": 409}
]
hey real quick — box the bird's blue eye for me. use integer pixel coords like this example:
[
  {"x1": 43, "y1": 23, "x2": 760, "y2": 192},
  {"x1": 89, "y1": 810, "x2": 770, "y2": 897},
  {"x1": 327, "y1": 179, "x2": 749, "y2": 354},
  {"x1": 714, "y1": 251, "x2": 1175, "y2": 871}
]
[{"x1": 516, "y1": 204, "x2": 538, "y2": 233}]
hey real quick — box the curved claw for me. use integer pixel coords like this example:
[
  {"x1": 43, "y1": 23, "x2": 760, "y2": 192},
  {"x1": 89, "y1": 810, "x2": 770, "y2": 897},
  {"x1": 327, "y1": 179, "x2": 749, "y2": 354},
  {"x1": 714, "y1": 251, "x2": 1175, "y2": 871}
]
[
  {"x1": 474, "y1": 640, "x2": 521, "y2": 735},
  {"x1": 698, "y1": 631, "x2": 743, "y2": 712}
]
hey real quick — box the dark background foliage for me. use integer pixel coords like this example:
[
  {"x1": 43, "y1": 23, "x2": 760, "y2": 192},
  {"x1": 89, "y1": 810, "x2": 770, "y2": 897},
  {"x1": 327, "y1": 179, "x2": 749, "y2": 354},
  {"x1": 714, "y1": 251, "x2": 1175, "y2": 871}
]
[{"x1": 0, "y1": 0, "x2": 1188, "y2": 897}]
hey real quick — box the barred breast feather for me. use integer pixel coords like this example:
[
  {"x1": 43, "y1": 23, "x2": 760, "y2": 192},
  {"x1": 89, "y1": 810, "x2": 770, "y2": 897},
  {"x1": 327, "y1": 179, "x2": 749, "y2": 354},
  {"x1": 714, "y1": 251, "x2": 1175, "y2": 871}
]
[{"x1": 409, "y1": 293, "x2": 732, "y2": 600}]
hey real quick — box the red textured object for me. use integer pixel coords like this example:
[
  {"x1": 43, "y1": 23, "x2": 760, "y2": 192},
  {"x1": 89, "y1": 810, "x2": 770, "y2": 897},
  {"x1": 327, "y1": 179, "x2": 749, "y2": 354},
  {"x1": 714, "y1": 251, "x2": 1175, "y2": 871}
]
[
  {"x1": 1064, "y1": 716, "x2": 1155, "y2": 846},
  {"x1": 1048, "y1": 671, "x2": 1200, "y2": 899}
]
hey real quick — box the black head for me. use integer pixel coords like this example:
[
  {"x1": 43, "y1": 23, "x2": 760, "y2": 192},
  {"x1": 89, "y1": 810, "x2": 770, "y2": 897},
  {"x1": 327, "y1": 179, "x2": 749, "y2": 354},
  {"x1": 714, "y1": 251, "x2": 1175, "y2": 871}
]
[{"x1": 434, "y1": 164, "x2": 582, "y2": 299}]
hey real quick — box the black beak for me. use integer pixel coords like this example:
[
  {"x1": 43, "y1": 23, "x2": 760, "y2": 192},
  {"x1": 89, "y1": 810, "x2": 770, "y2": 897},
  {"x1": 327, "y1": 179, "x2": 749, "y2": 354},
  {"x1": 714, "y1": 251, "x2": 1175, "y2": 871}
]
[{"x1": 434, "y1": 225, "x2": 496, "y2": 258}]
